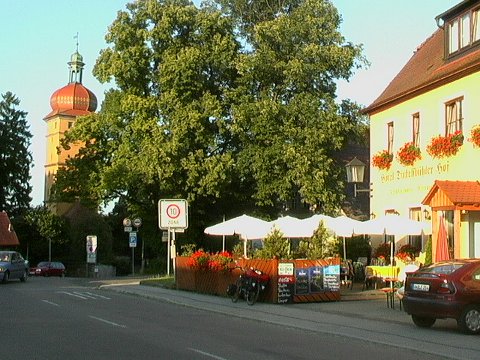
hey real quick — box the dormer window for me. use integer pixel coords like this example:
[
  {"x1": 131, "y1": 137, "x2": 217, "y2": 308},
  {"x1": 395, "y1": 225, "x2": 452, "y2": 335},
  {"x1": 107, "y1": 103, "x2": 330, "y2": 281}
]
[{"x1": 447, "y1": 7, "x2": 480, "y2": 55}]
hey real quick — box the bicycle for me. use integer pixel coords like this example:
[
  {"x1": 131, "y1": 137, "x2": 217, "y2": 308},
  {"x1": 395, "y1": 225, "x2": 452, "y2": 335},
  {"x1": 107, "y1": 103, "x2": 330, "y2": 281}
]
[{"x1": 227, "y1": 266, "x2": 270, "y2": 305}]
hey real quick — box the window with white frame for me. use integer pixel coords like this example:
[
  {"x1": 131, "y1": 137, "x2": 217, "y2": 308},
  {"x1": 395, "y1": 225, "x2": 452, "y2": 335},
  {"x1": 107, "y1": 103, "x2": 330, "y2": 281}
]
[
  {"x1": 445, "y1": 97, "x2": 463, "y2": 136},
  {"x1": 412, "y1": 113, "x2": 420, "y2": 147},
  {"x1": 448, "y1": 7, "x2": 480, "y2": 55},
  {"x1": 474, "y1": 9, "x2": 480, "y2": 42},
  {"x1": 387, "y1": 122, "x2": 394, "y2": 154},
  {"x1": 409, "y1": 207, "x2": 422, "y2": 250}
]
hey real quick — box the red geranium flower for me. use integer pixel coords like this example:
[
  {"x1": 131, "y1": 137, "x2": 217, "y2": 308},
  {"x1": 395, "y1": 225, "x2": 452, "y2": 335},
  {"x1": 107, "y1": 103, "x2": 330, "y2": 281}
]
[
  {"x1": 397, "y1": 142, "x2": 421, "y2": 166},
  {"x1": 426, "y1": 130, "x2": 463, "y2": 158},
  {"x1": 372, "y1": 150, "x2": 393, "y2": 170}
]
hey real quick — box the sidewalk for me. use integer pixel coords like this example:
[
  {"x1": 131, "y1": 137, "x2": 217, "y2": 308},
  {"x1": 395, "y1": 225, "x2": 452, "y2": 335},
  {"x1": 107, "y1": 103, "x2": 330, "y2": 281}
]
[{"x1": 95, "y1": 278, "x2": 412, "y2": 327}]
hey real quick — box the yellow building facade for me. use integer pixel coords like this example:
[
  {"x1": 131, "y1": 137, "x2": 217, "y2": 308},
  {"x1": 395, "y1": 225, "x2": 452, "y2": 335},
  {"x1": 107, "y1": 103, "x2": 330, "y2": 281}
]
[{"x1": 365, "y1": 0, "x2": 480, "y2": 260}]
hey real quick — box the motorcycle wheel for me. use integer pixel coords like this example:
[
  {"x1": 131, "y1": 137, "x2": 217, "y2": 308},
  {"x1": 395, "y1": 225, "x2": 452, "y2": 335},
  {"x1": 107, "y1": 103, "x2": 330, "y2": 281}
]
[
  {"x1": 246, "y1": 286, "x2": 260, "y2": 305},
  {"x1": 231, "y1": 278, "x2": 242, "y2": 303}
]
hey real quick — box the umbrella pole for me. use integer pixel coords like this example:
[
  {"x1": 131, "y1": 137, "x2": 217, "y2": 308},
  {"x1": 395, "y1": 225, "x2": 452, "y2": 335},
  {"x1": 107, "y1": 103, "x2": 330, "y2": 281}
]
[{"x1": 343, "y1": 236, "x2": 347, "y2": 261}]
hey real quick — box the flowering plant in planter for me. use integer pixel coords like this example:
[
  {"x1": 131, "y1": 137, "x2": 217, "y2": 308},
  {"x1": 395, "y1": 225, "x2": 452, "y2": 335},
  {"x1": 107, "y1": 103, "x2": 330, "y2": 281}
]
[
  {"x1": 396, "y1": 244, "x2": 419, "y2": 263},
  {"x1": 374, "y1": 242, "x2": 391, "y2": 264},
  {"x1": 397, "y1": 142, "x2": 421, "y2": 166},
  {"x1": 426, "y1": 130, "x2": 464, "y2": 158},
  {"x1": 372, "y1": 150, "x2": 393, "y2": 170},
  {"x1": 469, "y1": 126, "x2": 480, "y2": 148},
  {"x1": 187, "y1": 250, "x2": 234, "y2": 272}
]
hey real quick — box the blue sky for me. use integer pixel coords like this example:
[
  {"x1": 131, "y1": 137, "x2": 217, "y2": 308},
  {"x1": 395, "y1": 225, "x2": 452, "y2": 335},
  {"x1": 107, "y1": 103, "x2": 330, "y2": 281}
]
[{"x1": 0, "y1": 0, "x2": 459, "y2": 207}]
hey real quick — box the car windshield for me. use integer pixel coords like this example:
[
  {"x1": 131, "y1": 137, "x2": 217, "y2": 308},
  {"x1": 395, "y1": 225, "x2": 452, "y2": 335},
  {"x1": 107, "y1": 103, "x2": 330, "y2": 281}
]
[
  {"x1": 0, "y1": 252, "x2": 11, "y2": 262},
  {"x1": 37, "y1": 262, "x2": 49, "y2": 267},
  {"x1": 420, "y1": 262, "x2": 465, "y2": 275}
]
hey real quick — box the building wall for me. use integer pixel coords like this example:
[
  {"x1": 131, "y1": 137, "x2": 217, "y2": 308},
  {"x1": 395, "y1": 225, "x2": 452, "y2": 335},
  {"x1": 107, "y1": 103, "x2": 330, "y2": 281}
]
[
  {"x1": 44, "y1": 114, "x2": 82, "y2": 212},
  {"x1": 370, "y1": 71, "x2": 480, "y2": 217}
]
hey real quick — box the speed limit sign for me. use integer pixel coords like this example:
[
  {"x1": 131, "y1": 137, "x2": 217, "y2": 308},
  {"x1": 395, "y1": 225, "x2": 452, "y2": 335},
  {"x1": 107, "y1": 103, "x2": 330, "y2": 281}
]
[{"x1": 158, "y1": 199, "x2": 188, "y2": 230}]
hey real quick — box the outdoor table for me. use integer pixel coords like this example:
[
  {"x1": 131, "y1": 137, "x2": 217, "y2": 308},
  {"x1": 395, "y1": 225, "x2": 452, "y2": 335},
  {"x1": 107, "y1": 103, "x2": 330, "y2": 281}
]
[
  {"x1": 365, "y1": 265, "x2": 399, "y2": 280},
  {"x1": 365, "y1": 266, "x2": 401, "y2": 309}
]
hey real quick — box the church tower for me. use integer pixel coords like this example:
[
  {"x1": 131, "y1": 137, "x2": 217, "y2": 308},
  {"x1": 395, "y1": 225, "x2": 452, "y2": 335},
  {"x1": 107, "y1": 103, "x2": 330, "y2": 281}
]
[{"x1": 43, "y1": 48, "x2": 97, "y2": 215}]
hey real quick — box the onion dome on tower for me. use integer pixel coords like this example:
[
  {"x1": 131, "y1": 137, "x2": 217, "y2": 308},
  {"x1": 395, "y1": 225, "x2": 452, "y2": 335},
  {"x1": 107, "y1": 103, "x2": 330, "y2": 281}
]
[{"x1": 44, "y1": 50, "x2": 97, "y2": 119}]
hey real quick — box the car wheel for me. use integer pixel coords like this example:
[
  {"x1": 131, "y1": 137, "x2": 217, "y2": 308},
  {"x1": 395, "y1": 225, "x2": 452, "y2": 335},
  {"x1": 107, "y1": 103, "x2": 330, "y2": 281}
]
[
  {"x1": 20, "y1": 270, "x2": 27, "y2": 282},
  {"x1": 2, "y1": 271, "x2": 9, "y2": 284},
  {"x1": 411, "y1": 314, "x2": 436, "y2": 328},
  {"x1": 458, "y1": 306, "x2": 480, "y2": 334}
]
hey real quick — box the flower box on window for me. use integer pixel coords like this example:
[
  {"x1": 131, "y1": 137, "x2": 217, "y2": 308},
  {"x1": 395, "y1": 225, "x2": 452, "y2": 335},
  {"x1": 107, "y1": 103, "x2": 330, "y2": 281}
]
[
  {"x1": 372, "y1": 150, "x2": 393, "y2": 170},
  {"x1": 426, "y1": 130, "x2": 463, "y2": 159},
  {"x1": 397, "y1": 142, "x2": 421, "y2": 166},
  {"x1": 469, "y1": 126, "x2": 480, "y2": 148}
]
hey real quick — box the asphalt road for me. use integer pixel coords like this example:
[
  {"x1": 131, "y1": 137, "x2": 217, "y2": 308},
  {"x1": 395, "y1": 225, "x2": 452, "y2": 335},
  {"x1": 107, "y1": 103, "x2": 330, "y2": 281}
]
[{"x1": 0, "y1": 276, "x2": 461, "y2": 359}]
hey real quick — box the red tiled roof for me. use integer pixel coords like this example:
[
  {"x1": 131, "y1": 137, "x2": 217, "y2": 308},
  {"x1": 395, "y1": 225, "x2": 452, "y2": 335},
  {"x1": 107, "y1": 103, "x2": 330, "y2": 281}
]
[
  {"x1": 0, "y1": 211, "x2": 20, "y2": 246},
  {"x1": 423, "y1": 180, "x2": 480, "y2": 206},
  {"x1": 44, "y1": 82, "x2": 97, "y2": 120},
  {"x1": 364, "y1": 27, "x2": 480, "y2": 114}
]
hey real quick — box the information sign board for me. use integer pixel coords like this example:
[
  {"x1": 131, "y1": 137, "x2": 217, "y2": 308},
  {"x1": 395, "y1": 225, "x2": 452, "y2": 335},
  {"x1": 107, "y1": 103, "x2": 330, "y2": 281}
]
[{"x1": 129, "y1": 232, "x2": 137, "y2": 248}]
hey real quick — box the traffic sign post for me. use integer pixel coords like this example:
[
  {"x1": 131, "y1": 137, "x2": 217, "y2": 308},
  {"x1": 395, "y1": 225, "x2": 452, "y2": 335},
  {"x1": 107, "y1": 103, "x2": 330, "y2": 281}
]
[
  {"x1": 129, "y1": 231, "x2": 137, "y2": 276},
  {"x1": 86, "y1": 235, "x2": 97, "y2": 264},
  {"x1": 159, "y1": 199, "x2": 188, "y2": 275},
  {"x1": 158, "y1": 199, "x2": 188, "y2": 230}
]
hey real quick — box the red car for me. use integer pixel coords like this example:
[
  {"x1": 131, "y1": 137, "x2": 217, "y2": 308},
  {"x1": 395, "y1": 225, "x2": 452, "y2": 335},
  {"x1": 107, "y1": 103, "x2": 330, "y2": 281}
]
[
  {"x1": 29, "y1": 261, "x2": 66, "y2": 277},
  {"x1": 403, "y1": 259, "x2": 480, "y2": 334}
]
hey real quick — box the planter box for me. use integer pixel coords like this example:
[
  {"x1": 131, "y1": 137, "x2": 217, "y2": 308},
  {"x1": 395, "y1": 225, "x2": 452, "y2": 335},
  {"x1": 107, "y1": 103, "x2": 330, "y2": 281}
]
[{"x1": 175, "y1": 257, "x2": 341, "y2": 303}]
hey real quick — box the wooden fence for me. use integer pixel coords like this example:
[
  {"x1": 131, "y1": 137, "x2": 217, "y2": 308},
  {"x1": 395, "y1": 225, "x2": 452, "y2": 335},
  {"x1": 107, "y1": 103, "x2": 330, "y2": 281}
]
[{"x1": 175, "y1": 257, "x2": 341, "y2": 303}]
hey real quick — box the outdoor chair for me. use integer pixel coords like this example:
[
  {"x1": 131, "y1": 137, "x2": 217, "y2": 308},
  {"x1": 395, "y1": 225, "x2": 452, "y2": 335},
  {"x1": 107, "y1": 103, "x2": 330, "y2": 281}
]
[
  {"x1": 341, "y1": 260, "x2": 355, "y2": 290},
  {"x1": 362, "y1": 266, "x2": 377, "y2": 290}
]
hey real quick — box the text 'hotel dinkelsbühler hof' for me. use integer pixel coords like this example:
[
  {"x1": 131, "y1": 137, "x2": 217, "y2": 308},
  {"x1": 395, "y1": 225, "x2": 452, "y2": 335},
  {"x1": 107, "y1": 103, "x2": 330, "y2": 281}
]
[{"x1": 363, "y1": 0, "x2": 480, "y2": 260}]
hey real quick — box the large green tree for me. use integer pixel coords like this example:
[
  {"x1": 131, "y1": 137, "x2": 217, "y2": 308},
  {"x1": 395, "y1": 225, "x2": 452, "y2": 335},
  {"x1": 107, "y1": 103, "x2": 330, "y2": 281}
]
[
  {"x1": 220, "y1": 0, "x2": 367, "y2": 213},
  {"x1": 0, "y1": 92, "x2": 32, "y2": 216},
  {"x1": 54, "y1": 0, "x2": 367, "y2": 250}
]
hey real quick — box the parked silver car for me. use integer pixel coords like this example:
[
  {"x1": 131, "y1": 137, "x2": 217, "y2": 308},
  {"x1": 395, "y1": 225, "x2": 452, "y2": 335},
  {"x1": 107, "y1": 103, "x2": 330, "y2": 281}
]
[{"x1": 0, "y1": 251, "x2": 28, "y2": 283}]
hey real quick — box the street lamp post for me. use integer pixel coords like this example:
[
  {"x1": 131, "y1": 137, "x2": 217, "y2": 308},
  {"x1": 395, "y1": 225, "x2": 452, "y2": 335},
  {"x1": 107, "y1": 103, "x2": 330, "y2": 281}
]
[{"x1": 345, "y1": 157, "x2": 370, "y2": 197}]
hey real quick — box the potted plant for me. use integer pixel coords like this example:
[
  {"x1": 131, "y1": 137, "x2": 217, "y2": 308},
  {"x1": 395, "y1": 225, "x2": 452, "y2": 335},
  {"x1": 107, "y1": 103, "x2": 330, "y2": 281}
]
[
  {"x1": 372, "y1": 150, "x2": 393, "y2": 170},
  {"x1": 426, "y1": 130, "x2": 463, "y2": 158},
  {"x1": 397, "y1": 142, "x2": 421, "y2": 166},
  {"x1": 395, "y1": 244, "x2": 419, "y2": 263},
  {"x1": 469, "y1": 126, "x2": 480, "y2": 148}
]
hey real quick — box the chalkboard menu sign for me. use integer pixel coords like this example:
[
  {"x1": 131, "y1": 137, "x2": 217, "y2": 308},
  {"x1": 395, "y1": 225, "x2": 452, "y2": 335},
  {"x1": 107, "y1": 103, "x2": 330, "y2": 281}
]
[
  {"x1": 295, "y1": 268, "x2": 309, "y2": 295},
  {"x1": 323, "y1": 264, "x2": 340, "y2": 291},
  {"x1": 277, "y1": 276, "x2": 294, "y2": 304},
  {"x1": 308, "y1": 266, "x2": 323, "y2": 293}
]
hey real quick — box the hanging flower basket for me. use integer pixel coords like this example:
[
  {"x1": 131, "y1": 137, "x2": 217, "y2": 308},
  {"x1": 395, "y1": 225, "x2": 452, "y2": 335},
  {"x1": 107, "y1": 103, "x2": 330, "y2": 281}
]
[
  {"x1": 426, "y1": 130, "x2": 464, "y2": 159},
  {"x1": 469, "y1": 126, "x2": 480, "y2": 148},
  {"x1": 397, "y1": 142, "x2": 421, "y2": 166},
  {"x1": 372, "y1": 150, "x2": 393, "y2": 170}
]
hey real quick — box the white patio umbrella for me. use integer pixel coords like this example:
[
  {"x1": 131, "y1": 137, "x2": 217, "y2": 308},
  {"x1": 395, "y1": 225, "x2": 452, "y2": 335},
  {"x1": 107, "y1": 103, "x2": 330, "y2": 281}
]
[
  {"x1": 361, "y1": 214, "x2": 431, "y2": 237},
  {"x1": 300, "y1": 214, "x2": 334, "y2": 235},
  {"x1": 204, "y1": 214, "x2": 271, "y2": 256},
  {"x1": 325, "y1": 216, "x2": 369, "y2": 260},
  {"x1": 361, "y1": 214, "x2": 431, "y2": 268},
  {"x1": 269, "y1": 215, "x2": 317, "y2": 238}
]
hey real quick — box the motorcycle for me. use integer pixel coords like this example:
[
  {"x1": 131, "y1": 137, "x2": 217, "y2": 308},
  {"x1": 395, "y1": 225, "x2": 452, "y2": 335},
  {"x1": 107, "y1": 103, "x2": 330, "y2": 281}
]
[{"x1": 227, "y1": 267, "x2": 270, "y2": 305}]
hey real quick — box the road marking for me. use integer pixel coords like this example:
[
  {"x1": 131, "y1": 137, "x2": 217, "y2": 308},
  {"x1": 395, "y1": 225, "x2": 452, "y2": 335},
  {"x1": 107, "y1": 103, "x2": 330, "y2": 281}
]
[
  {"x1": 41, "y1": 300, "x2": 60, "y2": 307},
  {"x1": 84, "y1": 292, "x2": 111, "y2": 299},
  {"x1": 57, "y1": 291, "x2": 110, "y2": 300},
  {"x1": 187, "y1": 348, "x2": 228, "y2": 360},
  {"x1": 73, "y1": 291, "x2": 97, "y2": 299},
  {"x1": 89, "y1": 315, "x2": 126, "y2": 328},
  {"x1": 58, "y1": 291, "x2": 88, "y2": 299}
]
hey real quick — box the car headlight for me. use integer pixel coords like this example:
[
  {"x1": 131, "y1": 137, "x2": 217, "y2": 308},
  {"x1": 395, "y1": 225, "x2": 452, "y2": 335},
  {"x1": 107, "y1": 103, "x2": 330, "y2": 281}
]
[{"x1": 0, "y1": 266, "x2": 5, "y2": 272}]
